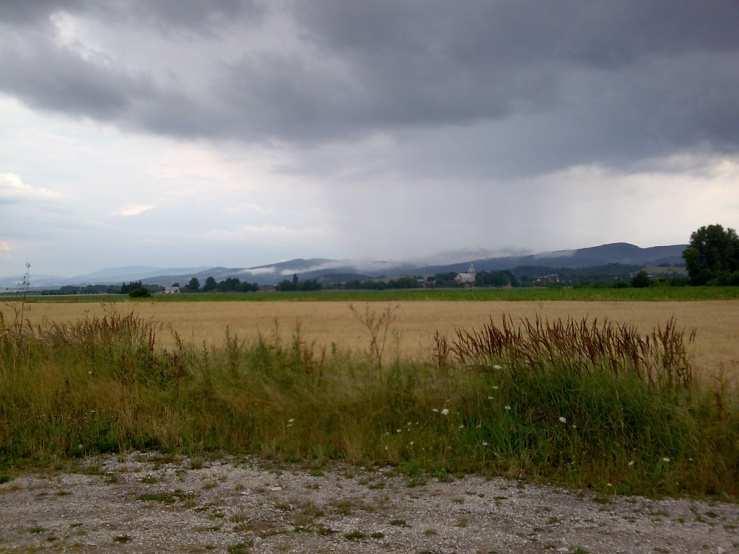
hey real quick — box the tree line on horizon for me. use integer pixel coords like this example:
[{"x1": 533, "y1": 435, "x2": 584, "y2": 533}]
[
  {"x1": 285, "y1": 224, "x2": 738, "y2": 291},
  {"x1": 36, "y1": 224, "x2": 739, "y2": 298},
  {"x1": 115, "y1": 224, "x2": 738, "y2": 297},
  {"x1": 179, "y1": 276, "x2": 260, "y2": 293}
]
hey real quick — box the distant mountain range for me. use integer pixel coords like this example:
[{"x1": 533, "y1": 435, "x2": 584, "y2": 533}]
[
  {"x1": 409, "y1": 243, "x2": 687, "y2": 275},
  {"x1": 0, "y1": 242, "x2": 688, "y2": 290}
]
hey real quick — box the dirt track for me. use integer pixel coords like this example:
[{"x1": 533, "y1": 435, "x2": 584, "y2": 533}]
[{"x1": 0, "y1": 454, "x2": 736, "y2": 553}]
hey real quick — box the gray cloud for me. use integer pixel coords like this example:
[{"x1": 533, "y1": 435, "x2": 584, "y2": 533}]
[
  {"x1": 295, "y1": 1, "x2": 739, "y2": 68},
  {"x1": 1, "y1": 0, "x2": 738, "y2": 178},
  {"x1": 109, "y1": 0, "x2": 261, "y2": 32},
  {"x1": 0, "y1": 33, "x2": 143, "y2": 119},
  {"x1": 0, "y1": 0, "x2": 82, "y2": 25},
  {"x1": 0, "y1": 0, "x2": 261, "y2": 32}
]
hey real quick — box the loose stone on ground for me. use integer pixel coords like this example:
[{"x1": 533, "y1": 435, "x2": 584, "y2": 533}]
[{"x1": 0, "y1": 453, "x2": 736, "y2": 553}]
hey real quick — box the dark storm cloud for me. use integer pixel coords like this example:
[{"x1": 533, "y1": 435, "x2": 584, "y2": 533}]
[
  {"x1": 277, "y1": 0, "x2": 739, "y2": 160},
  {"x1": 0, "y1": 32, "x2": 141, "y2": 119},
  {"x1": 0, "y1": 0, "x2": 261, "y2": 31},
  {"x1": 294, "y1": 1, "x2": 739, "y2": 69},
  {"x1": 1, "y1": 0, "x2": 738, "y2": 175},
  {"x1": 0, "y1": 0, "x2": 82, "y2": 25},
  {"x1": 113, "y1": 0, "x2": 260, "y2": 32}
]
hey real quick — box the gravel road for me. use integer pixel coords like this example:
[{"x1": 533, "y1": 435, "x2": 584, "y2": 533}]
[{"x1": 0, "y1": 453, "x2": 736, "y2": 553}]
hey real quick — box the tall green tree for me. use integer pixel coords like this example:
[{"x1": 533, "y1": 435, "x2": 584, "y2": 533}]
[
  {"x1": 120, "y1": 281, "x2": 144, "y2": 294},
  {"x1": 683, "y1": 224, "x2": 739, "y2": 285},
  {"x1": 631, "y1": 270, "x2": 651, "y2": 288},
  {"x1": 202, "y1": 276, "x2": 217, "y2": 292},
  {"x1": 185, "y1": 277, "x2": 201, "y2": 292}
]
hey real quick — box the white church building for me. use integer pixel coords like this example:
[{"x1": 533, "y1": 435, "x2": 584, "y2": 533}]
[{"x1": 454, "y1": 264, "x2": 477, "y2": 287}]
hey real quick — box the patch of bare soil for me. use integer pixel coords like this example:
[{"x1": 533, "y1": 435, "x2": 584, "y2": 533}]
[{"x1": 0, "y1": 454, "x2": 736, "y2": 553}]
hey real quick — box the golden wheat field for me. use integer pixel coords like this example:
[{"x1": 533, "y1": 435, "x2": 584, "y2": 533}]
[{"x1": 5, "y1": 300, "x2": 738, "y2": 377}]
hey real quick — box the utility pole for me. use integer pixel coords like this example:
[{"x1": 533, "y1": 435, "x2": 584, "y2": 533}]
[
  {"x1": 18, "y1": 261, "x2": 31, "y2": 326},
  {"x1": 21, "y1": 261, "x2": 31, "y2": 295}
]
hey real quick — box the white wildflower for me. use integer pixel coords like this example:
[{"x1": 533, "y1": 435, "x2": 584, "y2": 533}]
[
  {"x1": 628, "y1": 460, "x2": 635, "y2": 467},
  {"x1": 487, "y1": 396, "x2": 494, "y2": 400},
  {"x1": 482, "y1": 441, "x2": 489, "y2": 446},
  {"x1": 409, "y1": 441, "x2": 414, "y2": 446},
  {"x1": 558, "y1": 416, "x2": 567, "y2": 424},
  {"x1": 493, "y1": 364, "x2": 502, "y2": 370},
  {"x1": 662, "y1": 457, "x2": 670, "y2": 463},
  {"x1": 492, "y1": 386, "x2": 499, "y2": 390},
  {"x1": 288, "y1": 418, "x2": 295, "y2": 423},
  {"x1": 458, "y1": 424, "x2": 464, "y2": 429},
  {"x1": 396, "y1": 429, "x2": 402, "y2": 433},
  {"x1": 432, "y1": 408, "x2": 439, "y2": 413},
  {"x1": 606, "y1": 483, "x2": 613, "y2": 487},
  {"x1": 441, "y1": 408, "x2": 450, "y2": 416},
  {"x1": 504, "y1": 405, "x2": 511, "y2": 411}
]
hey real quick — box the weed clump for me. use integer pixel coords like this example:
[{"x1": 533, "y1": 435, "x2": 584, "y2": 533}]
[{"x1": 452, "y1": 315, "x2": 695, "y2": 388}]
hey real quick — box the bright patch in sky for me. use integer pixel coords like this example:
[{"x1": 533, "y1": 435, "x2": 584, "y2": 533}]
[
  {"x1": 115, "y1": 204, "x2": 154, "y2": 217},
  {"x1": 0, "y1": 173, "x2": 61, "y2": 202}
]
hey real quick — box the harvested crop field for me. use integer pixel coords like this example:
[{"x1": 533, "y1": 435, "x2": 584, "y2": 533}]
[{"x1": 4, "y1": 300, "x2": 738, "y2": 377}]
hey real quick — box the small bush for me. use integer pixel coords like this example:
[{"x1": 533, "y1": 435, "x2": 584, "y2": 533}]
[
  {"x1": 631, "y1": 270, "x2": 651, "y2": 288},
  {"x1": 128, "y1": 287, "x2": 151, "y2": 298}
]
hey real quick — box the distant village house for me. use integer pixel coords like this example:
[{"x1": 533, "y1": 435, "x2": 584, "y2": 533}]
[{"x1": 534, "y1": 274, "x2": 560, "y2": 286}]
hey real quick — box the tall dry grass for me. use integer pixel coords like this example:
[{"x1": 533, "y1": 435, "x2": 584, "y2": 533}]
[
  {"x1": 3, "y1": 299, "x2": 737, "y2": 376},
  {"x1": 0, "y1": 306, "x2": 736, "y2": 498},
  {"x1": 451, "y1": 315, "x2": 696, "y2": 388}
]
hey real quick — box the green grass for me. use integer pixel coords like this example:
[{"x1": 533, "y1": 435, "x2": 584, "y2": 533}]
[
  {"x1": 5, "y1": 286, "x2": 739, "y2": 303},
  {"x1": 0, "y1": 310, "x2": 736, "y2": 499}
]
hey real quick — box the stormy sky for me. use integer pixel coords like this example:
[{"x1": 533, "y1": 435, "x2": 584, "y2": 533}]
[{"x1": 1, "y1": 0, "x2": 738, "y2": 276}]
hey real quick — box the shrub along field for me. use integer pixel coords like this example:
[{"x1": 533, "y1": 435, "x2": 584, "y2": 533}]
[{"x1": 1, "y1": 308, "x2": 736, "y2": 500}]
